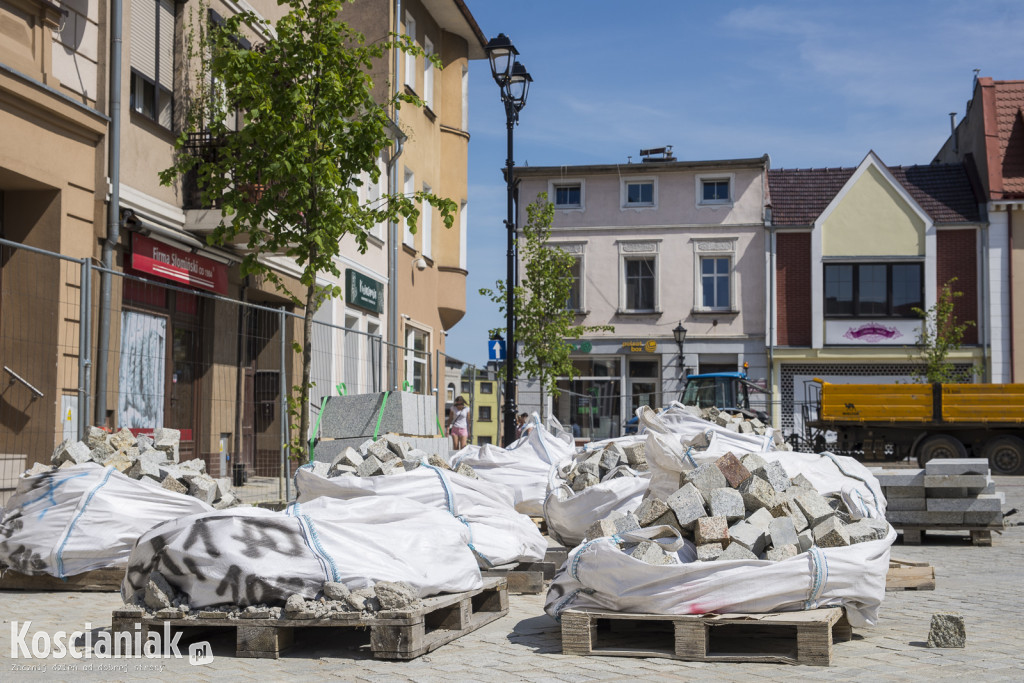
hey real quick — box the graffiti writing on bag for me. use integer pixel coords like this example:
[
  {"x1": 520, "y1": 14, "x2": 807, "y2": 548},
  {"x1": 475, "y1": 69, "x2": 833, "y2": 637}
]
[{"x1": 125, "y1": 515, "x2": 318, "y2": 607}]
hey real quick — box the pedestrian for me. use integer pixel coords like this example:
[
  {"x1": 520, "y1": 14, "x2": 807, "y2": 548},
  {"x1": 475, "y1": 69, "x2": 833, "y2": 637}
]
[
  {"x1": 516, "y1": 412, "x2": 532, "y2": 439},
  {"x1": 448, "y1": 395, "x2": 470, "y2": 450}
]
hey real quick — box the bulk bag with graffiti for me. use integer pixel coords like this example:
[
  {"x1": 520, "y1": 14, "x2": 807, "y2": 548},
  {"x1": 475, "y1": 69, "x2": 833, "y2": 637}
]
[
  {"x1": 294, "y1": 464, "x2": 546, "y2": 567},
  {"x1": 122, "y1": 496, "x2": 482, "y2": 609},
  {"x1": 0, "y1": 464, "x2": 213, "y2": 578}
]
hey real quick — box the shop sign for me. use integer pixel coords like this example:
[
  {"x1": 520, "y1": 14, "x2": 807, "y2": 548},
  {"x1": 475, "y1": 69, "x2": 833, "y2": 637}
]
[
  {"x1": 131, "y1": 233, "x2": 228, "y2": 295},
  {"x1": 623, "y1": 339, "x2": 657, "y2": 353},
  {"x1": 567, "y1": 340, "x2": 592, "y2": 353},
  {"x1": 346, "y1": 269, "x2": 384, "y2": 313}
]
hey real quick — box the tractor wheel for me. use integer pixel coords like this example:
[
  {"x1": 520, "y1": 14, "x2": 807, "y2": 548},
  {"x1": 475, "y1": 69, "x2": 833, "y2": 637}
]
[
  {"x1": 916, "y1": 434, "x2": 967, "y2": 468},
  {"x1": 982, "y1": 435, "x2": 1024, "y2": 476}
]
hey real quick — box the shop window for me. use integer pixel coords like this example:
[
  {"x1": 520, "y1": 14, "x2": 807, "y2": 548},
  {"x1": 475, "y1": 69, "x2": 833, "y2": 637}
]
[{"x1": 824, "y1": 263, "x2": 923, "y2": 318}]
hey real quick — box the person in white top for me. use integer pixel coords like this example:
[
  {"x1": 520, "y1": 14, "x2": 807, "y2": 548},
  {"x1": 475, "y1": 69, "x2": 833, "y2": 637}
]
[{"x1": 448, "y1": 395, "x2": 470, "y2": 450}]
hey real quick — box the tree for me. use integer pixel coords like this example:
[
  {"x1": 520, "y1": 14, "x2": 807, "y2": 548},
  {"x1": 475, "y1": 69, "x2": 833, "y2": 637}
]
[
  {"x1": 910, "y1": 277, "x2": 977, "y2": 383},
  {"x1": 160, "y1": 0, "x2": 455, "y2": 459},
  {"x1": 480, "y1": 193, "x2": 612, "y2": 417}
]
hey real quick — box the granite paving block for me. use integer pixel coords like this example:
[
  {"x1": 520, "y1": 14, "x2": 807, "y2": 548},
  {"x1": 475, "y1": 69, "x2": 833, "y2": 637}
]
[
  {"x1": 844, "y1": 520, "x2": 879, "y2": 544},
  {"x1": 600, "y1": 447, "x2": 624, "y2": 471},
  {"x1": 714, "y1": 452, "x2": 751, "y2": 487},
  {"x1": 885, "y1": 485, "x2": 927, "y2": 499},
  {"x1": 812, "y1": 517, "x2": 850, "y2": 547},
  {"x1": 926, "y1": 487, "x2": 970, "y2": 498},
  {"x1": 746, "y1": 507, "x2": 774, "y2": 532},
  {"x1": 738, "y1": 475, "x2": 777, "y2": 513},
  {"x1": 753, "y1": 460, "x2": 791, "y2": 492},
  {"x1": 790, "y1": 473, "x2": 814, "y2": 490},
  {"x1": 667, "y1": 483, "x2": 707, "y2": 530},
  {"x1": 797, "y1": 529, "x2": 813, "y2": 553},
  {"x1": 963, "y1": 511, "x2": 1004, "y2": 525},
  {"x1": 313, "y1": 437, "x2": 367, "y2": 463},
  {"x1": 630, "y1": 541, "x2": 673, "y2": 565},
  {"x1": 709, "y1": 487, "x2": 745, "y2": 522},
  {"x1": 696, "y1": 543, "x2": 724, "y2": 561},
  {"x1": 927, "y1": 613, "x2": 966, "y2": 648},
  {"x1": 694, "y1": 516, "x2": 730, "y2": 545},
  {"x1": 875, "y1": 469, "x2": 925, "y2": 487},
  {"x1": 622, "y1": 442, "x2": 646, "y2": 468},
  {"x1": 766, "y1": 544, "x2": 799, "y2": 561},
  {"x1": 768, "y1": 516, "x2": 799, "y2": 548},
  {"x1": 717, "y1": 541, "x2": 757, "y2": 561},
  {"x1": 728, "y1": 521, "x2": 765, "y2": 554},
  {"x1": 650, "y1": 510, "x2": 686, "y2": 539},
  {"x1": 924, "y1": 474, "x2": 989, "y2": 488},
  {"x1": 925, "y1": 458, "x2": 989, "y2": 476},
  {"x1": 682, "y1": 463, "x2": 727, "y2": 501},
  {"x1": 770, "y1": 499, "x2": 809, "y2": 532},
  {"x1": 586, "y1": 518, "x2": 618, "y2": 539},
  {"x1": 740, "y1": 452, "x2": 767, "y2": 473},
  {"x1": 886, "y1": 510, "x2": 965, "y2": 525},
  {"x1": 887, "y1": 498, "x2": 927, "y2": 511},
  {"x1": 859, "y1": 517, "x2": 890, "y2": 540},
  {"x1": 634, "y1": 497, "x2": 669, "y2": 527},
  {"x1": 926, "y1": 495, "x2": 1003, "y2": 512},
  {"x1": 794, "y1": 489, "x2": 836, "y2": 526}
]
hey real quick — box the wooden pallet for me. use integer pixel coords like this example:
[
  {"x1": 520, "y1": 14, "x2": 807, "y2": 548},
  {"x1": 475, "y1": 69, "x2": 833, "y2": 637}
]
[
  {"x1": 886, "y1": 558, "x2": 936, "y2": 591},
  {"x1": 0, "y1": 567, "x2": 123, "y2": 592},
  {"x1": 481, "y1": 561, "x2": 556, "y2": 594},
  {"x1": 898, "y1": 526, "x2": 999, "y2": 546},
  {"x1": 561, "y1": 607, "x2": 851, "y2": 667},
  {"x1": 111, "y1": 577, "x2": 508, "y2": 660}
]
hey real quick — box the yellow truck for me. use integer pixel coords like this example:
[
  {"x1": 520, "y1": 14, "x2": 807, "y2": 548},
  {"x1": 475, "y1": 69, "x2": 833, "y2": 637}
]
[{"x1": 805, "y1": 381, "x2": 1024, "y2": 475}]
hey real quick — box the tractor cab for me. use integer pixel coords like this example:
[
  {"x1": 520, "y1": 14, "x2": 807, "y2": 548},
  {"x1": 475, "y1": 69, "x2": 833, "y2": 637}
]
[{"x1": 680, "y1": 371, "x2": 771, "y2": 423}]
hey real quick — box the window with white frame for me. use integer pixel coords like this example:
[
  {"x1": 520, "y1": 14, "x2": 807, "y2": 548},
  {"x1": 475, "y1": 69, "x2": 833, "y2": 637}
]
[
  {"x1": 423, "y1": 36, "x2": 434, "y2": 110},
  {"x1": 697, "y1": 175, "x2": 733, "y2": 206},
  {"x1": 422, "y1": 182, "x2": 432, "y2": 259},
  {"x1": 130, "y1": 0, "x2": 176, "y2": 129},
  {"x1": 618, "y1": 241, "x2": 659, "y2": 312},
  {"x1": 567, "y1": 256, "x2": 582, "y2": 311},
  {"x1": 404, "y1": 13, "x2": 416, "y2": 90},
  {"x1": 621, "y1": 177, "x2": 656, "y2": 208},
  {"x1": 404, "y1": 326, "x2": 428, "y2": 393},
  {"x1": 692, "y1": 239, "x2": 737, "y2": 312},
  {"x1": 552, "y1": 182, "x2": 583, "y2": 209},
  {"x1": 403, "y1": 168, "x2": 415, "y2": 247}
]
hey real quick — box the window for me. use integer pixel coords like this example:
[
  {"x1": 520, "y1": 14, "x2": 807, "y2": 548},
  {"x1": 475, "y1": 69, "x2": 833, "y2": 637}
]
[
  {"x1": 404, "y1": 13, "x2": 416, "y2": 90},
  {"x1": 422, "y1": 182, "x2": 432, "y2": 259},
  {"x1": 423, "y1": 36, "x2": 434, "y2": 110},
  {"x1": 700, "y1": 257, "x2": 731, "y2": 310},
  {"x1": 621, "y1": 178, "x2": 656, "y2": 208},
  {"x1": 446, "y1": 384, "x2": 455, "y2": 402},
  {"x1": 477, "y1": 436, "x2": 493, "y2": 446},
  {"x1": 130, "y1": 0, "x2": 175, "y2": 129},
  {"x1": 403, "y1": 168, "x2": 415, "y2": 247},
  {"x1": 549, "y1": 179, "x2": 584, "y2": 210},
  {"x1": 480, "y1": 382, "x2": 493, "y2": 394},
  {"x1": 702, "y1": 179, "x2": 730, "y2": 203},
  {"x1": 478, "y1": 406, "x2": 492, "y2": 421},
  {"x1": 567, "y1": 257, "x2": 582, "y2": 311},
  {"x1": 461, "y1": 380, "x2": 470, "y2": 394},
  {"x1": 555, "y1": 184, "x2": 581, "y2": 208},
  {"x1": 625, "y1": 258, "x2": 656, "y2": 311},
  {"x1": 824, "y1": 263, "x2": 923, "y2": 318},
  {"x1": 404, "y1": 327, "x2": 428, "y2": 393},
  {"x1": 367, "y1": 159, "x2": 385, "y2": 240}
]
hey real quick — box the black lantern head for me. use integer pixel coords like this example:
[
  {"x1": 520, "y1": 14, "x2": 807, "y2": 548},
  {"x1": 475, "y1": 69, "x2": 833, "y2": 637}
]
[
  {"x1": 673, "y1": 323, "x2": 688, "y2": 349},
  {"x1": 506, "y1": 61, "x2": 532, "y2": 111},
  {"x1": 485, "y1": 33, "x2": 517, "y2": 85}
]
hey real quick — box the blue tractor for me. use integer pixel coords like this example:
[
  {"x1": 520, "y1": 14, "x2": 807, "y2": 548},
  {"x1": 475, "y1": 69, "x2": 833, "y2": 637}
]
[{"x1": 679, "y1": 371, "x2": 771, "y2": 425}]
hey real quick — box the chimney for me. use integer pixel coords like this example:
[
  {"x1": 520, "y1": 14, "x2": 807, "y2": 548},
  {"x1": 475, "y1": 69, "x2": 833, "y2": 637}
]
[{"x1": 949, "y1": 112, "x2": 957, "y2": 155}]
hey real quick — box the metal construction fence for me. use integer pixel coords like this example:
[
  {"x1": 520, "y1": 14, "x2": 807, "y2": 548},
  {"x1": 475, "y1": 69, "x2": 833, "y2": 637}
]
[{"x1": 0, "y1": 238, "x2": 443, "y2": 505}]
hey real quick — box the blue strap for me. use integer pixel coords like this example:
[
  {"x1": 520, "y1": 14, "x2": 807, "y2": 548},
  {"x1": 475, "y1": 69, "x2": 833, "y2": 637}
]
[
  {"x1": 803, "y1": 546, "x2": 829, "y2": 609},
  {"x1": 288, "y1": 501, "x2": 341, "y2": 583},
  {"x1": 21, "y1": 472, "x2": 90, "y2": 520},
  {"x1": 422, "y1": 463, "x2": 497, "y2": 566},
  {"x1": 55, "y1": 467, "x2": 115, "y2": 579}
]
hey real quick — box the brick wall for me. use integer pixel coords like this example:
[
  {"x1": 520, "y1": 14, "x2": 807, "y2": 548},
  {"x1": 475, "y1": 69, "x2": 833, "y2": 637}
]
[
  {"x1": 936, "y1": 229, "x2": 979, "y2": 345},
  {"x1": 776, "y1": 232, "x2": 812, "y2": 346}
]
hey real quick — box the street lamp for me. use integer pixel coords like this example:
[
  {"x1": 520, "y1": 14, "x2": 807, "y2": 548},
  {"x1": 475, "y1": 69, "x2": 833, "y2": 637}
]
[
  {"x1": 673, "y1": 322, "x2": 688, "y2": 378},
  {"x1": 485, "y1": 33, "x2": 532, "y2": 446}
]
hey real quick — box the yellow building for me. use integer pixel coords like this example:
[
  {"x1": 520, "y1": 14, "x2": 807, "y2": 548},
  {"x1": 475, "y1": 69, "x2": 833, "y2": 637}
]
[{"x1": 471, "y1": 372, "x2": 501, "y2": 446}]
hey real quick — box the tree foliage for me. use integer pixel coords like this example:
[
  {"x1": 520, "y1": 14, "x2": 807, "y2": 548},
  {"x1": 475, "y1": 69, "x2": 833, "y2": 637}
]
[
  {"x1": 910, "y1": 277, "x2": 977, "y2": 383},
  {"x1": 160, "y1": 0, "x2": 455, "y2": 459},
  {"x1": 480, "y1": 194, "x2": 612, "y2": 412}
]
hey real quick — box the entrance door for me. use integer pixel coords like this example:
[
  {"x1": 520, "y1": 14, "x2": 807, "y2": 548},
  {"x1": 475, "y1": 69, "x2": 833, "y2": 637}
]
[
  {"x1": 169, "y1": 326, "x2": 198, "y2": 461},
  {"x1": 627, "y1": 358, "x2": 660, "y2": 415}
]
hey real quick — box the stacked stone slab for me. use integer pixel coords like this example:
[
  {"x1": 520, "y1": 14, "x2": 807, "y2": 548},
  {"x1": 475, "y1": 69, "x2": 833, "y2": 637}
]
[
  {"x1": 560, "y1": 442, "x2": 643, "y2": 492},
  {"x1": 39, "y1": 427, "x2": 238, "y2": 509},
  {"x1": 874, "y1": 459, "x2": 1005, "y2": 528},
  {"x1": 582, "y1": 451, "x2": 888, "y2": 564},
  {"x1": 313, "y1": 392, "x2": 450, "y2": 461},
  {"x1": 310, "y1": 434, "x2": 478, "y2": 481}
]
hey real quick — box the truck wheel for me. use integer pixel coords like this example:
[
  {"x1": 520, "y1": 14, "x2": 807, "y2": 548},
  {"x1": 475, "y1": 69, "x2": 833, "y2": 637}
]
[
  {"x1": 916, "y1": 434, "x2": 967, "y2": 468},
  {"x1": 982, "y1": 435, "x2": 1024, "y2": 476}
]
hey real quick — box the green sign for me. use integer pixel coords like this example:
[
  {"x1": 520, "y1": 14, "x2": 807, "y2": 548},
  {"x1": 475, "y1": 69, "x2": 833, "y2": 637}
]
[
  {"x1": 346, "y1": 269, "x2": 384, "y2": 313},
  {"x1": 568, "y1": 340, "x2": 592, "y2": 353}
]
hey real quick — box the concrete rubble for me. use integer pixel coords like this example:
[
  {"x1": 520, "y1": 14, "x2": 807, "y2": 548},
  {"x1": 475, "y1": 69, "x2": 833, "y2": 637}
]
[
  {"x1": 583, "y1": 450, "x2": 888, "y2": 563},
  {"x1": 31, "y1": 427, "x2": 239, "y2": 509},
  {"x1": 559, "y1": 441, "x2": 645, "y2": 492}
]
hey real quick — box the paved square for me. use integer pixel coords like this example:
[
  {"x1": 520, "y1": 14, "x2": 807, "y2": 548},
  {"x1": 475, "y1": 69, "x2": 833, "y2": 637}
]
[{"x1": 2, "y1": 477, "x2": 1021, "y2": 680}]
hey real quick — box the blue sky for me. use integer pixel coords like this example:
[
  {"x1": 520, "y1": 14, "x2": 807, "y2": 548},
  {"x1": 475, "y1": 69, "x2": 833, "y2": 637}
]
[{"x1": 445, "y1": 0, "x2": 1024, "y2": 367}]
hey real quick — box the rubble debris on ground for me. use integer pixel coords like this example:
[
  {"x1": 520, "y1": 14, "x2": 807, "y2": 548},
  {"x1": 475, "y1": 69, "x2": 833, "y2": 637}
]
[
  {"x1": 584, "y1": 450, "x2": 888, "y2": 563},
  {"x1": 33, "y1": 426, "x2": 240, "y2": 509},
  {"x1": 309, "y1": 433, "x2": 479, "y2": 481},
  {"x1": 672, "y1": 405, "x2": 791, "y2": 449},
  {"x1": 873, "y1": 459, "x2": 1005, "y2": 528},
  {"x1": 560, "y1": 441, "x2": 646, "y2": 493},
  {"x1": 927, "y1": 612, "x2": 966, "y2": 648}
]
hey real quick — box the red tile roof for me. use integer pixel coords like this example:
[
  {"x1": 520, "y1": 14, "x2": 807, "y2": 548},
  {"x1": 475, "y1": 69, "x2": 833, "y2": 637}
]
[
  {"x1": 992, "y1": 80, "x2": 1024, "y2": 198},
  {"x1": 768, "y1": 163, "x2": 980, "y2": 227}
]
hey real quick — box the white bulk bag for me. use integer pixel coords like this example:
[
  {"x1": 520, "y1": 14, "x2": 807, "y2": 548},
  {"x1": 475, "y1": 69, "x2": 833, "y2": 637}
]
[
  {"x1": 638, "y1": 404, "x2": 774, "y2": 451},
  {"x1": 122, "y1": 496, "x2": 482, "y2": 609},
  {"x1": 0, "y1": 463, "x2": 213, "y2": 578},
  {"x1": 294, "y1": 465, "x2": 546, "y2": 567},
  {"x1": 545, "y1": 524, "x2": 895, "y2": 628},
  {"x1": 543, "y1": 465, "x2": 651, "y2": 547}
]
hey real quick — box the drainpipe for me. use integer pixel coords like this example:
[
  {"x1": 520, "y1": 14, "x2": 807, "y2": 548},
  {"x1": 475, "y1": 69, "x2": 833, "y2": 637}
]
[
  {"x1": 1008, "y1": 210, "x2": 1015, "y2": 382},
  {"x1": 95, "y1": 0, "x2": 123, "y2": 426},
  {"x1": 387, "y1": 0, "x2": 403, "y2": 390}
]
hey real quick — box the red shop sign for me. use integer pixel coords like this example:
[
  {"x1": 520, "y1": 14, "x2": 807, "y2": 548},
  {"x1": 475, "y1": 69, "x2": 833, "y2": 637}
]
[{"x1": 131, "y1": 233, "x2": 228, "y2": 295}]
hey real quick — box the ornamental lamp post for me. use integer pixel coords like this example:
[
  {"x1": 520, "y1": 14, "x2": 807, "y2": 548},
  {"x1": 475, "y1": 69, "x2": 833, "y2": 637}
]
[
  {"x1": 485, "y1": 33, "x2": 532, "y2": 447},
  {"x1": 673, "y1": 322, "x2": 688, "y2": 378}
]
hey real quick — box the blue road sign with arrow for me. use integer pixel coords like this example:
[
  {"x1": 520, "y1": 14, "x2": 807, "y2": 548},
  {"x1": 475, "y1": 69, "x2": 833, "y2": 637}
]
[{"x1": 488, "y1": 339, "x2": 506, "y2": 362}]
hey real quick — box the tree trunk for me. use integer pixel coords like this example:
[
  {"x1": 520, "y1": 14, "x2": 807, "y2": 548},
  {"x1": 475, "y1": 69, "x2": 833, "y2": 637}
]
[{"x1": 299, "y1": 279, "x2": 316, "y2": 462}]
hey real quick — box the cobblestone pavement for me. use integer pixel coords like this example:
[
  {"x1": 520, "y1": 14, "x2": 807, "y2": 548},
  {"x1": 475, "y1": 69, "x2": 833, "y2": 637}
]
[{"x1": 2, "y1": 477, "x2": 1022, "y2": 681}]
